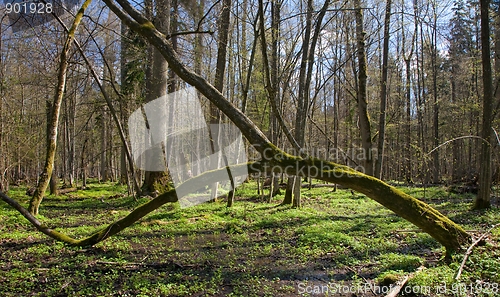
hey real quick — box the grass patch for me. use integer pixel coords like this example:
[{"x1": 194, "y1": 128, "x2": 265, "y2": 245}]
[{"x1": 0, "y1": 182, "x2": 498, "y2": 296}]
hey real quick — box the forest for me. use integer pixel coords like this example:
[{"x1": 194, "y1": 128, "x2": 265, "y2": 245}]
[{"x1": 0, "y1": 0, "x2": 499, "y2": 296}]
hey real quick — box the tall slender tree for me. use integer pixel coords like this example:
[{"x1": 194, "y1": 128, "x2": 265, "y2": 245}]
[
  {"x1": 475, "y1": 0, "x2": 493, "y2": 209},
  {"x1": 141, "y1": 0, "x2": 171, "y2": 195},
  {"x1": 375, "y1": 0, "x2": 392, "y2": 179},
  {"x1": 354, "y1": 0, "x2": 373, "y2": 176},
  {"x1": 29, "y1": 0, "x2": 92, "y2": 215}
]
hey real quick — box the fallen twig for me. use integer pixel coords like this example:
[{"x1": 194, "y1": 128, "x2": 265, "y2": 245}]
[
  {"x1": 455, "y1": 224, "x2": 500, "y2": 281},
  {"x1": 345, "y1": 266, "x2": 377, "y2": 295},
  {"x1": 395, "y1": 229, "x2": 480, "y2": 233},
  {"x1": 95, "y1": 260, "x2": 188, "y2": 269}
]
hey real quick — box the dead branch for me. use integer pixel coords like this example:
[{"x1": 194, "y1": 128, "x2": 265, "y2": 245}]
[
  {"x1": 384, "y1": 275, "x2": 410, "y2": 297},
  {"x1": 455, "y1": 223, "x2": 500, "y2": 281}
]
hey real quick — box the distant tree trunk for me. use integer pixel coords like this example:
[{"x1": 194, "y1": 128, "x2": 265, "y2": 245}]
[
  {"x1": 431, "y1": 6, "x2": 440, "y2": 184},
  {"x1": 451, "y1": 77, "x2": 461, "y2": 181},
  {"x1": 0, "y1": 21, "x2": 3, "y2": 192},
  {"x1": 81, "y1": 139, "x2": 88, "y2": 189},
  {"x1": 119, "y1": 21, "x2": 129, "y2": 187},
  {"x1": 375, "y1": 0, "x2": 391, "y2": 179},
  {"x1": 415, "y1": 7, "x2": 429, "y2": 183},
  {"x1": 48, "y1": 101, "x2": 58, "y2": 196},
  {"x1": 142, "y1": 0, "x2": 171, "y2": 194},
  {"x1": 166, "y1": 0, "x2": 178, "y2": 166},
  {"x1": 475, "y1": 0, "x2": 492, "y2": 209},
  {"x1": 282, "y1": 0, "x2": 330, "y2": 207},
  {"x1": 404, "y1": 57, "x2": 412, "y2": 184},
  {"x1": 49, "y1": 172, "x2": 58, "y2": 195},
  {"x1": 209, "y1": 0, "x2": 232, "y2": 203},
  {"x1": 99, "y1": 107, "x2": 109, "y2": 182},
  {"x1": 402, "y1": 0, "x2": 417, "y2": 184},
  {"x1": 28, "y1": 0, "x2": 91, "y2": 215},
  {"x1": 267, "y1": 0, "x2": 281, "y2": 202},
  {"x1": 354, "y1": 0, "x2": 373, "y2": 176},
  {"x1": 228, "y1": 0, "x2": 252, "y2": 207}
]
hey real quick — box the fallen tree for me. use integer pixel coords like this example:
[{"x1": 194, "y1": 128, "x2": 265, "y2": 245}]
[{"x1": 0, "y1": 0, "x2": 472, "y2": 254}]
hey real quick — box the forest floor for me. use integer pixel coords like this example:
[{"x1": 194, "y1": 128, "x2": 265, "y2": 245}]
[{"x1": 0, "y1": 180, "x2": 499, "y2": 296}]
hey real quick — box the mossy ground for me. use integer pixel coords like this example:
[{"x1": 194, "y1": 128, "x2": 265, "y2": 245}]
[{"x1": 0, "y1": 180, "x2": 499, "y2": 296}]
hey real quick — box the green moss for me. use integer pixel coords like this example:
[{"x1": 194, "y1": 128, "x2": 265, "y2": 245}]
[
  {"x1": 140, "y1": 21, "x2": 155, "y2": 31},
  {"x1": 377, "y1": 271, "x2": 404, "y2": 286}
]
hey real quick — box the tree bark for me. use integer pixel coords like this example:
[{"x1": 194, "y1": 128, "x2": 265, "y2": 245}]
[
  {"x1": 209, "y1": 0, "x2": 232, "y2": 203},
  {"x1": 475, "y1": 0, "x2": 492, "y2": 209},
  {"x1": 431, "y1": 5, "x2": 440, "y2": 184},
  {"x1": 229, "y1": 0, "x2": 253, "y2": 207},
  {"x1": 354, "y1": 0, "x2": 373, "y2": 176},
  {"x1": 119, "y1": 21, "x2": 130, "y2": 186},
  {"x1": 142, "y1": 0, "x2": 171, "y2": 194},
  {"x1": 375, "y1": 0, "x2": 391, "y2": 179},
  {"x1": 28, "y1": 0, "x2": 92, "y2": 215}
]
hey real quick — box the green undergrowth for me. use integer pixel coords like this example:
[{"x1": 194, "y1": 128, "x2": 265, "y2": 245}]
[{"x1": 0, "y1": 180, "x2": 499, "y2": 296}]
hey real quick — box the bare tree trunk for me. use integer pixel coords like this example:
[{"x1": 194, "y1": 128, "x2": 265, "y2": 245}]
[
  {"x1": 404, "y1": 58, "x2": 412, "y2": 184},
  {"x1": 354, "y1": 0, "x2": 373, "y2": 176},
  {"x1": 267, "y1": 0, "x2": 281, "y2": 202},
  {"x1": 28, "y1": 0, "x2": 91, "y2": 215},
  {"x1": 228, "y1": 0, "x2": 252, "y2": 207},
  {"x1": 400, "y1": 0, "x2": 417, "y2": 183},
  {"x1": 81, "y1": 139, "x2": 88, "y2": 189},
  {"x1": 47, "y1": 102, "x2": 58, "y2": 196},
  {"x1": 281, "y1": 0, "x2": 330, "y2": 206},
  {"x1": 431, "y1": 5, "x2": 440, "y2": 184},
  {"x1": 142, "y1": 0, "x2": 171, "y2": 195},
  {"x1": 287, "y1": 0, "x2": 313, "y2": 207},
  {"x1": 119, "y1": 21, "x2": 129, "y2": 186},
  {"x1": 0, "y1": 21, "x2": 3, "y2": 192},
  {"x1": 375, "y1": 0, "x2": 391, "y2": 179},
  {"x1": 416, "y1": 7, "x2": 429, "y2": 183},
  {"x1": 99, "y1": 107, "x2": 109, "y2": 182},
  {"x1": 209, "y1": 0, "x2": 232, "y2": 203},
  {"x1": 475, "y1": 0, "x2": 492, "y2": 209}
]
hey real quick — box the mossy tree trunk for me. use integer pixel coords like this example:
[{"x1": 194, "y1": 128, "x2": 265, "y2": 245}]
[
  {"x1": 0, "y1": 158, "x2": 471, "y2": 252},
  {"x1": 28, "y1": 0, "x2": 92, "y2": 215}
]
